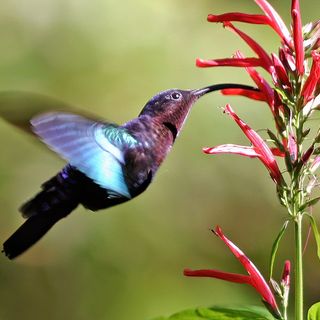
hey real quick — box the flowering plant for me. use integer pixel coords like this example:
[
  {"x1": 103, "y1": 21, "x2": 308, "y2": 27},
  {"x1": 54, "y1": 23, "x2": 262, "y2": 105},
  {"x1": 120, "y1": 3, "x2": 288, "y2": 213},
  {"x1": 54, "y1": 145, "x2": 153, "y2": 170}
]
[{"x1": 157, "y1": 0, "x2": 320, "y2": 319}]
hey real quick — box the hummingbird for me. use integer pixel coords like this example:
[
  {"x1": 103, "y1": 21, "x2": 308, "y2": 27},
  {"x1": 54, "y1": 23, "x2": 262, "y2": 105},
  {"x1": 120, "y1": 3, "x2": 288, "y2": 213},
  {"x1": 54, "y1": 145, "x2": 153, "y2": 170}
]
[{"x1": 2, "y1": 83, "x2": 257, "y2": 259}]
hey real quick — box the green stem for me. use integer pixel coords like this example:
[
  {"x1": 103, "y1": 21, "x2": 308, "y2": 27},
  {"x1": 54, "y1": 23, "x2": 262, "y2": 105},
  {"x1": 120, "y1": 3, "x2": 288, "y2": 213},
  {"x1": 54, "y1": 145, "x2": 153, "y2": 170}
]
[
  {"x1": 284, "y1": 305, "x2": 288, "y2": 320},
  {"x1": 294, "y1": 214, "x2": 304, "y2": 320}
]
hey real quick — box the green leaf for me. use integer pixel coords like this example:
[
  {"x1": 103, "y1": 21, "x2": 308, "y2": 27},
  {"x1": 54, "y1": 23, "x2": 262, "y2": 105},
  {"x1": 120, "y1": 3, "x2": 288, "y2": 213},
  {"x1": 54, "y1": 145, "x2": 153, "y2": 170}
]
[
  {"x1": 274, "y1": 87, "x2": 294, "y2": 109},
  {"x1": 315, "y1": 129, "x2": 320, "y2": 143},
  {"x1": 313, "y1": 147, "x2": 320, "y2": 155},
  {"x1": 158, "y1": 306, "x2": 276, "y2": 320},
  {"x1": 308, "y1": 302, "x2": 320, "y2": 320},
  {"x1": 301, "y1": 197, "x2": 320, "y2": 211},
  {"x1": 266, "y1": 130, "x2": 284, "y2": 151},
  {"x1": 269, "y1": 221, "x2": 289, "y2": 279},
  {"x1": 305, "y1": 214, "x2": 320, "y2": 260},
  {"x1": 303, "y1": 128, "x2": 311, "y2": 138}
]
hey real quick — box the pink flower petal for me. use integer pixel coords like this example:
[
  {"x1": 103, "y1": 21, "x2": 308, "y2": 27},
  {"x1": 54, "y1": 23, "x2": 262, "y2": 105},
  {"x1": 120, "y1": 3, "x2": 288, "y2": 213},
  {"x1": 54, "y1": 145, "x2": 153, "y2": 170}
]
[
  {"x1": 224, "y1": 104, "x2": 282, "y2": 183},
  {"x1": 196, "y1": 57, "x2": 262, "y2": 68},
  {"x1": 291, "y1": 0, "x2": 305, "y2": 75},
  {"x1": 255, "y1": 0, "x2": 291, "y2": 45},
  {"x1": 310, "y1": 155, "x2": 320, "y2": 173},
  {"x1": 221, "y1": 88, "x2": 267, "y2": 101},
  {"x1": 224, "y1": 22, "x2": 273, "y2": 72},
  {"x1": 207, "y1": 12, "x2": 270, "y2": 25},
  {"x1": 288, "y1": 133, "x2": 298, "y2": 161},
  {"x1": 203, "y1": 144, "x2": 260, "y2": 158}
]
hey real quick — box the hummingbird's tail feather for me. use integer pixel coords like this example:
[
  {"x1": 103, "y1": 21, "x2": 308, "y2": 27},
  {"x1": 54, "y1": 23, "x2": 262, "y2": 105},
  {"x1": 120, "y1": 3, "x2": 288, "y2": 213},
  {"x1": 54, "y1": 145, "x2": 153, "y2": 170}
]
[
  {"x1": 3, "y1": 169, "x2": 80, "y2": 259},
  {"x1": 20, "y1": 173, "x2": 79, "y2": 219},
  {"x1": 2, "y1": 206, "x2": 76, "y2": 259}
]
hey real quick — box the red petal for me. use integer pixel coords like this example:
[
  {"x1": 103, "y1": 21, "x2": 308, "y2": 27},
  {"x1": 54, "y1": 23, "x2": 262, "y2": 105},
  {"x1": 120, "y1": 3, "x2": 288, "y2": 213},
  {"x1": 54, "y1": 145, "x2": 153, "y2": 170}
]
[
  {"x1": 221, "y1": 88, "x2": 266, "y2": 101},
  {"x1": 271, "y1": 53, "x2": 292, "y2": 90},
  {"x1": 214, "y1": 226, "x2": 280, "y2": 312},
  {"x1": 291, "y1": 0, "x2": 305, "y2": 75},
  {"x1": 207, "y1": 12, "x2": 270, "y2": 25},
  {"x1": 301, "y1": 51, "x2": 320, "y2": 103},
  {"x1": 184, "y1": 268, "x2": 251, "y2": 284},
  {"x1": 203, "y1": 144, "x2": 260, "y2": 158},
  {"x1": 196, "y1": 57, "x2": 262, "y2": 68},
  {"x1": 271, "y1": 148, "x2": 285, "y2": 157},
  {"x1": 279, "y1": 47, "x2": 296, "y2": 73},
  {"x1": 255, "y1": 0, "x2": 291, "y2": 45},
  {"x1": 224, "y1": 104, "x2": 282, "y2": 184},
  {"x1": 235, "y1": 51, "x2": 275, "y2": 112},
  {"x1": 224, "y1": 22, "x2": 273, "y2": 71}
]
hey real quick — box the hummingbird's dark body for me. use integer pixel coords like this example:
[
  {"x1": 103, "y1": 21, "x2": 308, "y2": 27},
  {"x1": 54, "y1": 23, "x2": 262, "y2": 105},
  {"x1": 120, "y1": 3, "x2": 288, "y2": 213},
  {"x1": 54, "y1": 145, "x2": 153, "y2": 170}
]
[{"x1": 2, "y1": 84, "x2": 257, "y2": 259}]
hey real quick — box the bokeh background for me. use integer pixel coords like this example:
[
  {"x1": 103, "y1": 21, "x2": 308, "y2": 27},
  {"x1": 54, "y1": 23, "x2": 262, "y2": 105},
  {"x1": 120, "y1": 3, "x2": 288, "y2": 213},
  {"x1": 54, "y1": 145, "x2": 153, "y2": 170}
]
[{"x1": 0, "y1": 1, "x2": 319, "y2": 319}]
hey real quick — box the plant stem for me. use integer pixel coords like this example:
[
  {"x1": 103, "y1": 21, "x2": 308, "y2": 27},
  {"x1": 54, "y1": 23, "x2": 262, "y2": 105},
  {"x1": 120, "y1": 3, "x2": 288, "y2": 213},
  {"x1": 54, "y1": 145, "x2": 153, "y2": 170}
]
[
  {"x1": 294, "y1": 213, "x2": 304, "y2": 320},
  {"x1": 284, "y1": 305, "x2": 288, "y2": 320}
]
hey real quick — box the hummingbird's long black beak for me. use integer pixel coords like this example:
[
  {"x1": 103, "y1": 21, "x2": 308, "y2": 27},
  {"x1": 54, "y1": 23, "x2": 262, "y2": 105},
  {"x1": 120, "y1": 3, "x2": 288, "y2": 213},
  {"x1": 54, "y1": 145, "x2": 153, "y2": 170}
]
[{"x1": 191, "y1": 83, "x2": 260, "y2": 99}]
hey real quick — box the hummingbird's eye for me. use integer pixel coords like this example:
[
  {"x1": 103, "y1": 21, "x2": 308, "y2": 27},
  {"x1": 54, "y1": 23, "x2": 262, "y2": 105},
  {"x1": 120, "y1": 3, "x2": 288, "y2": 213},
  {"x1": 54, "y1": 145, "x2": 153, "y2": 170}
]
[{"x1": 171, "y1": 92, "x2": 182, "y2": 100}]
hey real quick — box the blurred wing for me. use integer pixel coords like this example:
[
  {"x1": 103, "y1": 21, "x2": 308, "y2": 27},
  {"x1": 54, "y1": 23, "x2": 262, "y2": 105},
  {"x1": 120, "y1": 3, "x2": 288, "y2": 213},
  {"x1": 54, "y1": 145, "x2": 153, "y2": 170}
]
[
  {"x1": 31, "y1": 112, "x2": 132, "y2": 198},
  {"x1": 0, "y1": 91, "x2": 101, "y2": 135}
]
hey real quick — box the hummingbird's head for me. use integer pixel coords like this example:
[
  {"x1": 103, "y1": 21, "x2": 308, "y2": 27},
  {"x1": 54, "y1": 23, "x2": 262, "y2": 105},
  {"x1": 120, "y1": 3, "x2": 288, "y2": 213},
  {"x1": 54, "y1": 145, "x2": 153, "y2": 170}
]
[
  {"x1": 140, "y1": 85, "x2": 224, "y2": 118},
  {"x1": 139, "y1": 85, "x2": 221, "y2": 133}
]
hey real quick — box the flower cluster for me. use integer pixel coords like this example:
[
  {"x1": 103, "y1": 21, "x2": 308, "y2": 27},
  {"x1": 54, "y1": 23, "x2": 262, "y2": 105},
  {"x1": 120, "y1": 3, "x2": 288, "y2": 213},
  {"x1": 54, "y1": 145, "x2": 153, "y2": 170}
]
[
  {"x1": 198, "y1": 0, "x2": 320, "y2": 211},
  {"x1": 184, "y1": 1, "x2": 320, "y2": 319}
]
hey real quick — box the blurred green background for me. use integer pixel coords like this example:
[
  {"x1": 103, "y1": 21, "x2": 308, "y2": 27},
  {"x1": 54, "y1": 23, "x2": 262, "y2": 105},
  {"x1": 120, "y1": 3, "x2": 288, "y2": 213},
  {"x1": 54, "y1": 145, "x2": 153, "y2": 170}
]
[{"x1": 0, "y1": 1, "x2": 319, "y2": 319}]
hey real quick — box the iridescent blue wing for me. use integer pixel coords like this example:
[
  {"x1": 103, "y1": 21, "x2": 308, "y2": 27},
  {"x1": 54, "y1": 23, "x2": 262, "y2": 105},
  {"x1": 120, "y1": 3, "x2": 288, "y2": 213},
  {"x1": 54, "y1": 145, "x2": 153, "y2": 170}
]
[{"x1": 31, "y1": 112, "x2": 137, "y2": 198}]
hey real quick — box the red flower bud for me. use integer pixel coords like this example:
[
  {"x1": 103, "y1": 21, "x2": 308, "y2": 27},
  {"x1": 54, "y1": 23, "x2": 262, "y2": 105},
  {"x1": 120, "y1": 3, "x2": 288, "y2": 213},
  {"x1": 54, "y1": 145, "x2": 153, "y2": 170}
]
[{"x1": 291, "y1": 0, "x2": 305, "y2": 75}]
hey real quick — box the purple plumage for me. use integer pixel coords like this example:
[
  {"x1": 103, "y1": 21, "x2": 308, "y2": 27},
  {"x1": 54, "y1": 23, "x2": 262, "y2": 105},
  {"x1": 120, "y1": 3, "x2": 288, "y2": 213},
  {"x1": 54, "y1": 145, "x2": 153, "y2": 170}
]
[{"x1": 3, "y1": 84, "x2": 258, "y2": 259}]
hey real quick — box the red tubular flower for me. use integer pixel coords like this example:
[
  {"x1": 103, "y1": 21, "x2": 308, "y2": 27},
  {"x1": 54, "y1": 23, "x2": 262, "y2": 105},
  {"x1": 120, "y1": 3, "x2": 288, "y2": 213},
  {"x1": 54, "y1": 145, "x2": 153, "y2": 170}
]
[
  {"x1": 223, "y1": 22, "x2": 273, "y2": 72},
  {"x1": 207, "y1": 2, "x2": 291, "y2": 46},
  {"x1": 196, "y1": 57, "x2": 262, "y2": 68},
  {"x1": 203, "y1": 144, "x2": 261, "y2": 158},
  {"x1": 301, "y1": 51, "x2": 320, "y2": 103},
  {"x1": 207, "y1": 12, "x2": 270, "y2": 25},
  {"x1": 254, "y1": 0, "x2": 291, "y2": 45},
  {"x1": 184, "y1": 226, "x2": 281, "y2": 317},
  {"x1": 234, "y1": 51, "x2": 275, "y2": 112},
  {"x1": 203, "y1": 104, "x2": 282, "y2": 184},
  {"x1": 221, "y1": 88, "x2": 266, "y2": 101},
  {"x1": 291, "y1": 0, "x2": 305, "y2": 75}
]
